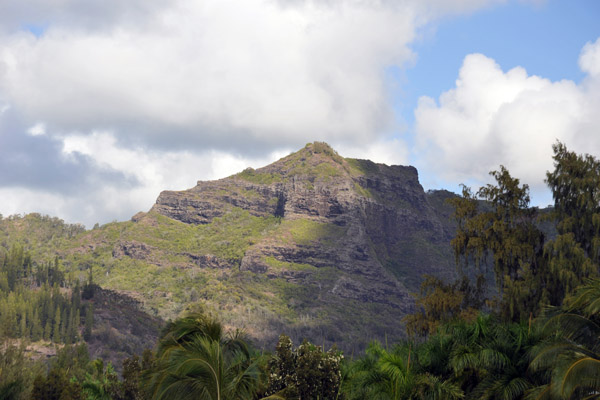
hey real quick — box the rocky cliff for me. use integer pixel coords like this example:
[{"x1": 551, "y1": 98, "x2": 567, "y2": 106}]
[
  {"x1": 136, "y1": 142, "x2": 457, "y2": 349},
  {"x1": 2, "y1": 142, "x2": 459, "y2": 352}
]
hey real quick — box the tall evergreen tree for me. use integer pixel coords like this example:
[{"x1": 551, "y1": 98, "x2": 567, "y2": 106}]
[
  {"x1": 52, "y1": 304, "x2": 61, "y2": 343},
  {"x1": 450, "y1": 167, "x2": 545, "y2": 321},
  {"x1": 542, "y1": 141, "x2": 600, "y2": 304},
  {"x1": 84, "y1": 303, "x2": 93, "y2": 342}
]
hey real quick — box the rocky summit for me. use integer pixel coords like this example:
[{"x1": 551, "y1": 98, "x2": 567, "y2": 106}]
[
  {"x1": 141, "y1": 142, "x2": 458, "y2": 349},
  {"x1": 5, "y1": 142, "x2": 459, "y2": 353}
]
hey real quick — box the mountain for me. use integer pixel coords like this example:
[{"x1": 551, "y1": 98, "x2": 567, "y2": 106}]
[{"x1": 2, "y1": 142, "x2": 459, "y2": 352}]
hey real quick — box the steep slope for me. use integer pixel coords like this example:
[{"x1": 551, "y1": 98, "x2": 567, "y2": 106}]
[
  {"x1": 152, "y1": 142, "x2": 456, "y2": 283},
  {"x1": 137, "y1": 142, "x2": 456, "y2": 348},
  {"x1": 2, "y1": 143, "x2": 459, "y2": 352},
  {"x1": 0, "y1": 215, "x2": 162, "y2": 371}
]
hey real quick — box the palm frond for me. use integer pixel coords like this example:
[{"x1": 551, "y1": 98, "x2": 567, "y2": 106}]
[
  {"x1": 416, "y1": 373, "x2": 464, "y2": 400},
  {"x1": 559, "y1": 356, "x2": 600, "y2": 398}
]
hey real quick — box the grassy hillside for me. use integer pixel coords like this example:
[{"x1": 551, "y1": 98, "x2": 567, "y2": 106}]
[
  {"x1": 0, "y1": 206, "x2": 409, "y2": 351},
  {"x1": 0, "y1": 144, "x2": 463, "y2": 352}
]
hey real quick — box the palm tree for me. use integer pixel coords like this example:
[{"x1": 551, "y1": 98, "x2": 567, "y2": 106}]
[
  {"x1": 342, "y1": 342, "x2": 388, "y2": 399},
  {"x1": 343, "y1": 341, "x2": 463, "y2": 400},
  {"x1": 82, "y1": 359, "x2": 120, "y2": 400},
  {"x1": 0, "y1": 380, "x2": 23, "y2": 400},
  {"x1": 528, "y1": 279, "x2": 600, "y2": 399},
  {"x1": 469, "y1": 322, "x2": 541, "y2": 400},
  {"x1": 414, "y1": 374, "x2": 464, "y2": 400},
  {"x1": 378, "y1": 344, "x2": 417, "y2": 399},
  {"x1": 145, "y1": 313, "x2": 260, "y2": 400},
  {"x1": 437, "y1": 314, "x2": 543, "y2": 400}
]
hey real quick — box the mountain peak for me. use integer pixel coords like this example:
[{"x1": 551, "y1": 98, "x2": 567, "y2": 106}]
[
  {"x1": 146, "y1": 141, "x2": 454, "y2": 349},
  {"x1": 154, "y1": 141, "x2": 424, "y2": 227},
  {"x1": 301, "y1": 141, "x2": 338, "y2": 157},
  {"x1": 279, "y1": 141, "x2": 344, "y2": 166},
  {"x1": 235, "y1": 141, "x2": 349, "y2": 183}
]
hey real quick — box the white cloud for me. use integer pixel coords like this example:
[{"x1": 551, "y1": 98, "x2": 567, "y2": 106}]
[
  {"x1": 335, "y1": 138, "x2": 410, "y2": 166},
  {"x1": 0, "y1": 0, "x2": 169, "y2": 34},
  {"x1": 0, "y1": 0, "x2": 421, "y2": 152},
  {"x1": 580, "y1": 37, "x2": 600, "y2": 77},
  {"x1": 0, "y1": 0, "x2": 507, "y2": 153},
  {"x1": 414, "y1": 38, "x2": 600, "y2": 204},
  {"x1": 57, "y1": 131, "x2": 287, "y2": 226},
  {"x1": 0, "y1": 0, "x2": 505, "y2": 225},
  {"x1": 26, "y1": 122, "x2": 45, "y2": 136}
]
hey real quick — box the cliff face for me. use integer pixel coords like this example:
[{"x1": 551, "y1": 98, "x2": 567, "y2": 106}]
[
  {"x1": 5, "y1": 142, "x2": 457, "y2": 351},
  {"x1": 145, "y1": 142, "x2": 457, "y2": 348}
]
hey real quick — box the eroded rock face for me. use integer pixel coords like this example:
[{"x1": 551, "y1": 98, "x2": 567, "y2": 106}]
[
  {"x1": 153, "y1": 181, "x2": 281, "y2": 224},
  {"x1": 152, "y1": 142, "x2": 455, "y2": 280},
  {"x1": 147, "y1": 142, "x2": 457, "y2": 348},
  {"x1": 184, "y1": 253, "x2": 231, "y2": 269},
  {"x1": 112, "y1": 240, "x2": 154, "y2": 261}
]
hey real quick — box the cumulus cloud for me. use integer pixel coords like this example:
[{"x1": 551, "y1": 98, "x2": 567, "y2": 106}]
[
  {"x1": 0, "y1": 0, "x2": 511, "y2": 152},
  {"x1": 414, "y1": 37, "x2": 600, "y2": 203},
  {"x1": 580, "y1": 37, "x2": 600, "y2": 77},
  {"x1": 335, "y1": 138, "x2": 410, "y2": 167},
  {"x1": 0, "y1": 0, "x2": 169, "y2": 33},
  {"x1": 0, "y1": 0, "x2": 422, "y2": 154},
  {"x1": 0, "y1": 107, "x2": 132, "y2": 194},
  {"x1": 0, "y1": 124, "x2": 288, "y2": 227},
  {"x1": 60, "y1": 131, "x2": 291, "y2": 193},
  {"x1": 0, "y1": 0, "x2": 503, "y2": 225}
]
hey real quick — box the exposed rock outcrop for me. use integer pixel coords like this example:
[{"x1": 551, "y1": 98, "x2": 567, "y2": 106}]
[
  {"x1": 152, "y1": 142, "x2": 455, "y2": 278},
  {"x1": 144, "y1": 142, "x2": 458, "y2": 348},
  {"x1": 112, "y1": 240, "x2": 154, "y2": 260}
]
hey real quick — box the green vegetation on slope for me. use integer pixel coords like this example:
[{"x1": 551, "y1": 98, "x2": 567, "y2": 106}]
[
  {"x1": 277, "y1": 218, "x2": 347, "y2": 246},
  {"x1": 236, "y1": 142, "x2": 348, "y2": 185},
  {"x1": 344, "y1": 157, "x2": 380, "y2": 176},
  {"x1": 55, "y1": 208, "x2": 281, "y2": 319},
  {"x1": 236, "y1": 167, "x2": 283, "y2": 185},
  {"x1": 77, "y1": 209, "x2": 279, "y2": 263},
  {"x1": 0, "y1": 213, "x2": 85, "y2": 262}
]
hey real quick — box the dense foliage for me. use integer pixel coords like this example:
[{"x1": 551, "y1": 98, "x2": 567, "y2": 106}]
[
  {"x1": 3, "y1": 142, "x2": 600, "y2": 399},
  {"x1": 264, "y1": 334, "x2": 343, "y2": 399},
  {"x1": 409, "y1": 142, "x2": 600, "y2": 333},
  {"x1": 145, "y1": 313, "x2": 260, "y2": 400},
  {"x1": 0, "y1": 247, "x2": 85, "y2": 344}
]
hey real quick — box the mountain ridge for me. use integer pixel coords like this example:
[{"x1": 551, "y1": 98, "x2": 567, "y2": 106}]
[
  {"x1": 0, "y1": 142, "x2": 460, "y2": 352},
  {"x1": 139, "y1": 142, "x2": 458, "y2": 348}
]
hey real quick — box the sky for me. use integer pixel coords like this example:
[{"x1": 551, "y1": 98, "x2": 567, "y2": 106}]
[{"x1": 0, "y1": 0, "x2": 599, "y2": 227}]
